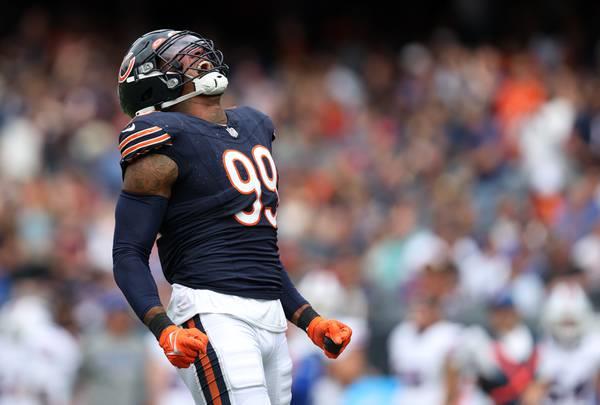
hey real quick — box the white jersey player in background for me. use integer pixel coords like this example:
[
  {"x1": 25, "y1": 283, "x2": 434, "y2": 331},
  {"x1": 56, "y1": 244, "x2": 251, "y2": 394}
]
[
  {"x1": 452, "y1": 291, "x2": 538, "y2": 405},
  {"x1": 0, "y1": 293, "x2": 80, "y2": 405},
  {"x1": 388, "y1": 291, "x2": 462, "y2": 405},
  {"x1": 523, "y1": 282, "x2": 600, "y2": 405}
]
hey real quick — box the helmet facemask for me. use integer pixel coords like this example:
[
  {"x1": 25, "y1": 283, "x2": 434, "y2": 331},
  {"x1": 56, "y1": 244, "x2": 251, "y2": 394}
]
[
  {"x1": 550, "y1": 316, "x2": 586, "y2": 346},
  {"x1": 152, "y1": 32, "x2": 229, "y2": 109},
  {"x1": 156, "y1": 33, "x2": 227, "y2": 78},
  {"x1": 542, "y1": 282, "x2": 592, "y2": 348}
]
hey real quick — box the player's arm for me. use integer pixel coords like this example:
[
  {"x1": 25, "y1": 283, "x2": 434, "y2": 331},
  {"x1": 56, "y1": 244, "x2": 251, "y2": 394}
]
[
  {"x1": 444, "y1": 356, "x2": 461, "y2": 405},
  {"x1": 522, "y1": 380, "x2": 548, "y2": 405},
  {"x1": 280, "y1": 269, "x2": 352, "y2": 359},
  {"x1": 112, "y1": 154, "x2": 207, "y2": 368}
]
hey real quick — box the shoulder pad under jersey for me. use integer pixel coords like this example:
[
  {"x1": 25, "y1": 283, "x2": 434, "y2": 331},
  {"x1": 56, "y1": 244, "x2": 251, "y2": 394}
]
[
  {"x1": 232, "y1": 106, "x2": 276, "y2": 141},
  {"x1": 118, "y1": 112, "x2": 174, "y2": 163}
]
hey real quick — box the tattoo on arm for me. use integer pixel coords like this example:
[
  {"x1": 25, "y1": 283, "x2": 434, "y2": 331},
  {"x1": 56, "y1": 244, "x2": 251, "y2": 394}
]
[{"x1": 123, "y1": 154, "x2": 178, "y2": 198}]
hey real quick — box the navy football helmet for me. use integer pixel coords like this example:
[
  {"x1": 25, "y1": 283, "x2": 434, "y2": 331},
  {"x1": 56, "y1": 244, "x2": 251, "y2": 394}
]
[{"x1": 117, "y1": 29, "x2": 229, "y2": 117}]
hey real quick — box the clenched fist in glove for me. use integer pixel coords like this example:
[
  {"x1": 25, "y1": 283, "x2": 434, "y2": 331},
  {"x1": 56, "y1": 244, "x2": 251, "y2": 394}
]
[
  {"x1": 307, "y1": 316, "x2": 352, "y2": 359},
  {"x1": 148, "y1": 312, "x2": 209, "y2": 369},
  {"x1": 159, "y1": 324, "x2": 209, "y2": 368}
]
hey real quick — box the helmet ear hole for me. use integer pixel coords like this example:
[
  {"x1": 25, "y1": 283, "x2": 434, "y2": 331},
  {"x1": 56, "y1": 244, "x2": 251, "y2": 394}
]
[{"x1": 141, "y1": 87, "x2": 153, "y2": 102}]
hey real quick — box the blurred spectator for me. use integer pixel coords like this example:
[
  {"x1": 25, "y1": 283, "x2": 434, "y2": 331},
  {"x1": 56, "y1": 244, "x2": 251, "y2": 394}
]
[{"x1": 76, "y1": 291, "x2": 153, "y2": 405}]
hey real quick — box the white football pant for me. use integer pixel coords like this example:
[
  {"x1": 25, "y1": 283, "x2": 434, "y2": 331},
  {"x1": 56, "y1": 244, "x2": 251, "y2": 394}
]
[{"x1": 177, "y1": 313, "x2": 293, "y2": 405}]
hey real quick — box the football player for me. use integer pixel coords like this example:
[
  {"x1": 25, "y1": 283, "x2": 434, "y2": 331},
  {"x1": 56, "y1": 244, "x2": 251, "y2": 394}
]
[
  {"x1": 523, "y1": 282, "x2": 600, "y2": 405},
  {"x1": 453, "y1": 292, "x2": 538, "y2": 405},
  {"x1": 388, "y1": 292, "x2": 463, "y2": 405},
  {"x1": 112, "y1": 30, "x2": 352, "y2": 405}
]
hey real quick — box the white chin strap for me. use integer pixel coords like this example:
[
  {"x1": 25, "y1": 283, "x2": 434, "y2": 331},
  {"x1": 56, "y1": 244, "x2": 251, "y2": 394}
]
[{"x1": 160, "y1": 71, "x2": 229, "y2": 109}]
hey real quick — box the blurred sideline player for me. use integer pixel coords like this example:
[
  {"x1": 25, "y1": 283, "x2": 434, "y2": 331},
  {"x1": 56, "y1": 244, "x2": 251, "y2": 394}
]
[
  {"x1": 523, "y1": 283, "x2": 600, "y2": 405},
  {"x1": 452, "y1": 291, "x2": 538, "y2": 405},
  {"x1": 388, "y1": 289, "x2": 463, "y2": 405},
  {"x1": 0, "y1": 291, "x2": 80, "y2": 405},
  {"x1": 112, "y1": 30, "x2": 352, "y2": 405}
]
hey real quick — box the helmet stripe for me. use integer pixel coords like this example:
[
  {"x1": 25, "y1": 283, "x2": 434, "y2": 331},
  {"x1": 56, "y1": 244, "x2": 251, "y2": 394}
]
[{"x1": 118, "y1": 56, "x2": 136, "y2": 83}]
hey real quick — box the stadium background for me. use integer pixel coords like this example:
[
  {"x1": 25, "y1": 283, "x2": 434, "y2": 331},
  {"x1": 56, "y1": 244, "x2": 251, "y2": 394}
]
[{"x1": 2, "y1": 0, "x2": 600, "y2": 403}]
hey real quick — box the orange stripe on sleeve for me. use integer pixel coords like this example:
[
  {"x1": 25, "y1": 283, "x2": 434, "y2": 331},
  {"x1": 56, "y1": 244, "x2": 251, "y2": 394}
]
[
  {"x1": 121, "y1": 134, "x2": 172, "y2": 159},
  {"x1": 119, "y1": 126, "x2": 162, "y2": 150}
]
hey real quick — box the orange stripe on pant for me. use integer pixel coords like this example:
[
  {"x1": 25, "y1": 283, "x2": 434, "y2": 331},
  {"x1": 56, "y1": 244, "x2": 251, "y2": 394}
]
[{"x1": 186, "y1": 318, "x2": 230, "y2": 405}]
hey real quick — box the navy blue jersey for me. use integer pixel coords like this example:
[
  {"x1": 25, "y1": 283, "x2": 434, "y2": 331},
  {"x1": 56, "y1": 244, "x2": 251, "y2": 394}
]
[{"x1": 118, "y1": 107, "x2": 283, "y2": 300}]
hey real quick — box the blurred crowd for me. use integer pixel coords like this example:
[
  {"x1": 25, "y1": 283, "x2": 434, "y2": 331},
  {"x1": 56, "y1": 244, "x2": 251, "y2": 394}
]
[{"x1": 3, "y1": 7, "x2": 600, "y2": 405}]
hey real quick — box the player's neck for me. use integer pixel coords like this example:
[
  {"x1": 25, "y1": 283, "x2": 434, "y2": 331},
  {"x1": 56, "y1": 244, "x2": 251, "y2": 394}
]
[{"x1": 172, "y1": 95, "x2": 228, "y2": 125}]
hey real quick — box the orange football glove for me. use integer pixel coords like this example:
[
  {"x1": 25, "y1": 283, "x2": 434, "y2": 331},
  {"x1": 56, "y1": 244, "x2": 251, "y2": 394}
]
[
  {"x1": 307, "y1": 316, "x2": 352, "y2": 359},
  {"x1": 159, "y1": 325, "x2": 209, "y2": 368}
]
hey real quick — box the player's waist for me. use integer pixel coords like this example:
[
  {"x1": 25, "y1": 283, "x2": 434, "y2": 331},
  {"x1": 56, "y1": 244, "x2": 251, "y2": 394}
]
[{"x1": 166, "y1": 283, "x2": 287, "y2": 333}]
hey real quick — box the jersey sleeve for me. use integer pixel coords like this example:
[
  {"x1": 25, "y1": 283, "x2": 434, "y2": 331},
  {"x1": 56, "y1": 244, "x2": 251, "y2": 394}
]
[{"x1": 118, "y1": 116, "x2": 173, "y2": 167}]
